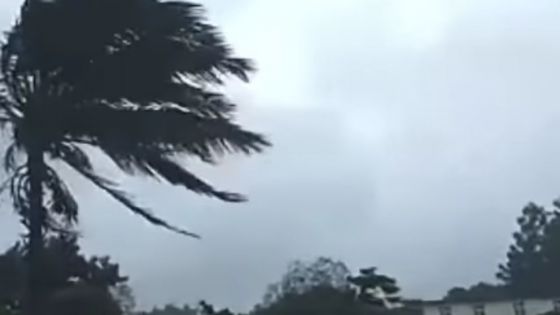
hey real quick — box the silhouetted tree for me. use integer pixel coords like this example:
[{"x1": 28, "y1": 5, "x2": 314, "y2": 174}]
[
  {"x1": 0, "y1": 234, "x2": 128, "y2": 314},
  {"x1": 348, "y1": 267, "x2": 401, "y2": 307},
  {"x1": 252, "y1": 286, "x2": 364, "y2": 315},
  {"x1": 199, "y1": 301, "x2": 236, "y2": 315},
  {"x1": 1, "y1": 0, "x2": 269, "y2": 312},
  {"x1": 540, "y1": 200, "x2": 560, "y2": 295},
  {"x1": 139, "y1": 304, "x2": 198, "y2": 315},
  {"x1": 262, "y1": 257, "x2": 351, "y2": 306},
  {"x1": 46, "y1": 283, "x2": 122, "y2": 315},
  {"x1": 252, "y1": 258, "x2": 409, "y2": 315},
  {"x1": 112, "y1": 283, "x2": 136, "y2": 315},
  {"x1": 497, "y1": 202, "x2": 552, "y2": 297}
]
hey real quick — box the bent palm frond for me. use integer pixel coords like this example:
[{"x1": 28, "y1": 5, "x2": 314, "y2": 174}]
[
  {"x1": 0, "y1": 0, "x2": 270, "y2": 237},
  {"x1": 52, "y1": 143, "x2": 200, "y2": 238}
]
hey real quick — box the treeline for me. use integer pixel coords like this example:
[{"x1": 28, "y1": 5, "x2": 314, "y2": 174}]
[
  {"x1": 0, "y1": 234, "x2": 134, "y2": 315},
  {"x1": 0, "y1": 241, "x2": 412, "y2": 315},
  {"x1": 140, "y1": 257, "x2": 413, "y2": 315},
  {"x1": 445, "y1": 200, "x2": 560, "y2": 302},
  {"x1": 3, "y1": 198, "x2": 560, "y2": 314}
]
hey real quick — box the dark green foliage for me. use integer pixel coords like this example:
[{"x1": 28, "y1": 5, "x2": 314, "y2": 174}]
[
  {"x1": 541, "y1": 201, "x2": 560, "y2": 294},
  {"x1": 139, "y1": 302, "x2": 233, "y2": 315},
  {"x1": 261, "y1": 257, "x2": 351, "y2": 306},
  {"x1": 113, "y1": 283, "x2": 137, "y2": 315},
  {"x1": 442, "y1": 199, "x2": 560, "y2": 302},
  {"x1": 252, "y1": 286, "x2": 366, "y2": 315},
  {"x1": 139, "y1": 304, "x2": 198, "y2": 315},
  {"x1": 251, "y1": 258, "x2": 403, "y2": 315},
  {"x1": 253, "y1": 257, "x2": 359, "y2": 315},
  {"x1": 496, "y1": 201, "x2": 560, "y2": 297},
  {"x1": 46, "y1": 284, "x2": 122, "y2": 315},
  {"x1": 0, "y1": 235, "x2": 128, "y2": 314},
  {"x1": 497, "y1": 203, "x2": 549, "y2": 296},
  {"x1": 444, "y1": 283, "x2": 507, "y2": 302},
  {"x1": 347, "y1": 267, "x2": 401, "y2": 307},
  {"x1": 199, "y1": 301, "x2": 235, "y2": 315}
]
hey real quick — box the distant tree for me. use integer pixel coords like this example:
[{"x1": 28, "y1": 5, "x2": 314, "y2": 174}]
[
  {"x1": 112, "y1": 283, "x2": 136, "y2": 315},
  {"x1": 141, "y1": 302, "x2": 236, "y2": 315},
  {"x1": 262, "y1": 257, "x2": 351, "y2": 306},
  {"x1": 0, "y1": 234, "x2": 127, "y2": 314},
  {"x1": 497, "y1": 202, "x2": 552, "y2": 297},
  {"x1": 540, "y1": 200, "x2": 560, "y2": 295},
  {"x1": 252, "y1": 286, "x2": 364, "y2": 315},
  {"x1": 347, "y1": 267, "x2": 401, "y2": 307},
  {"x1": 139, "y1": 304, "x2": 197, "y2": 315},
  {"x1": 444, "y1": 282, "x2": 507, "y2": 302},
  {"x1": 252, "y1": 257, "x2": 363, "y2": 315},
  {"x1": 253, "y1": 258, "x2": 406, "y2": 315},
  {"x1": 199, "y1": 301, "x2": 235, "y2": 315}
]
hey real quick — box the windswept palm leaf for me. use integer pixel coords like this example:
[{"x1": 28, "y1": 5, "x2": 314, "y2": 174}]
[{"x1": 0, "y1": 0, "x2": 270, "y2": 238}]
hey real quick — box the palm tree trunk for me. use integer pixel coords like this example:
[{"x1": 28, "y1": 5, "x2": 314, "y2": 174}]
[{"x1": 26, "y1": 145, "x2": 45, "y2": 315}]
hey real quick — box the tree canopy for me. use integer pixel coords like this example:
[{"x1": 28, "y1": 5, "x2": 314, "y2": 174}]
[
  {"x1": 0, "y1": 234, "x2": 129, "y2": 315},
  {"x1": 261, "y1": 257, "x2": 351, "y2": 306},
  {"x1": 445, "y1": 199, "x2": 560, "y2": 302},
  {"x1": 348, "y1": 267, "x2": 401, "y2": 307},
  {"x1": 497, "y1": 201, "x2": 560, "y2": 297},
  {"x1": 251, "y1": 257, "x2": 404, "y2": 315}
]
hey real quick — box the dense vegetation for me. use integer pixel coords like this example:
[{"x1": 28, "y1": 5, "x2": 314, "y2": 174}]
[{"x1": 445, "y1": 199, "x2": 560, "y2": 302}]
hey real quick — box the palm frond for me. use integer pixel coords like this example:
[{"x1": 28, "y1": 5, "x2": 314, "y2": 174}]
[
  {"x1": 1, "y1": 0, "x2": 269, "y2": 239},
  {"x1": 53, "y1": 143, "x2": 200, "y2": 238},
  {"x1": 49, "y1": 102, "x2": 270, "y2": 163},
  {"x1": 4, "y1": 143, "x2": 21, "y2": 172},
  {"x1": 44, "y1": 166, "x2": 78, "y2": 225},
  {"x1": 9, "y1": 165, "x2": 30, "y2": 220},
  {"x1": 5, "y1": 163, "x2": 77, "y2": 233},
  {"x1": 145, "y1": 154, "x2": 246, "y2": 202},
  {"x1": 75, "y1": 81, "x2": 238, "y2": 119},
  {"x1": 0, "y1": 86, "x2": 23, "y2": 123},
  {"x1": 17, "y1": 0, "x2": 253, "y2": 87}
]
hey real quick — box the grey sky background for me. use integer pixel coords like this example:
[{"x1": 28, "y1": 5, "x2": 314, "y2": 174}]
[{"x1": 2, "y1": 0, "x2": 560, "y2": 312}]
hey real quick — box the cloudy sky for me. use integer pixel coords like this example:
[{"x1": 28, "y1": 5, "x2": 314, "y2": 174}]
[{"x1": 2, "y1": 0, "x2": 560, "y2": 312}]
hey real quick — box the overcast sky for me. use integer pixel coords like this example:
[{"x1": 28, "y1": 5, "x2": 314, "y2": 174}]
[{"x1": 2, "y1": 0, "x2": 560, "y2": 312}]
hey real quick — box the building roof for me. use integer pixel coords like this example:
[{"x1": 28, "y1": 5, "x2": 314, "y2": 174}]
[{"x1": 421, "y1": 297, "x2": 560, "y2": 307}]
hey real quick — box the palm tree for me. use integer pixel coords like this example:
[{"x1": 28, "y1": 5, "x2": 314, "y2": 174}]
[{"x1": 0, "y1": 0, "x2": 270, "y2": 313}]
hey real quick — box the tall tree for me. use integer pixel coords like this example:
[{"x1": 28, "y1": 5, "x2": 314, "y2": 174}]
[
  {"x1": 497, "y1": 202, "x2": 549, "y2": 297},
  {"x1": 0, "y1": 0, "x2": 269, "y2": 312},
  {"x1": 541, "y1": 201, "x2": 560, "y2": 295}
]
